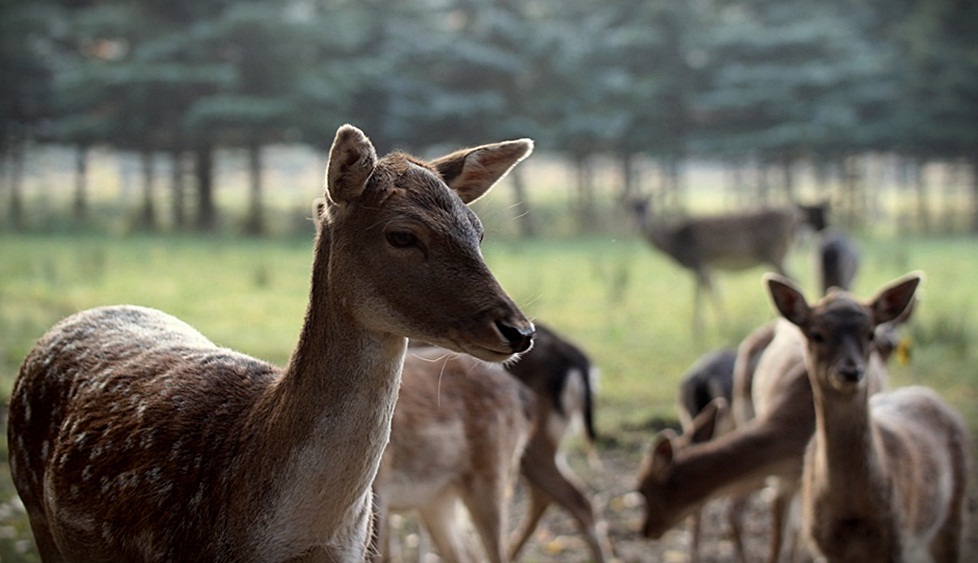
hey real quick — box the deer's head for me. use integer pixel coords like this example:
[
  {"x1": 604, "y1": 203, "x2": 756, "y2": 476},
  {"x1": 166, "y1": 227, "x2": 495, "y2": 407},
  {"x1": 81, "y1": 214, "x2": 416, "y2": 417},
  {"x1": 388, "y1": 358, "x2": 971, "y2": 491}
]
[
  {"x1": 318, "y1": 125, "x2": 535, "y2": 362},
  {"x1": 637, "y1": 398, "x2": 726, "y2": 538},
  {"x1": 766, "y1": 273, "x2": 920, "y2": 395}
]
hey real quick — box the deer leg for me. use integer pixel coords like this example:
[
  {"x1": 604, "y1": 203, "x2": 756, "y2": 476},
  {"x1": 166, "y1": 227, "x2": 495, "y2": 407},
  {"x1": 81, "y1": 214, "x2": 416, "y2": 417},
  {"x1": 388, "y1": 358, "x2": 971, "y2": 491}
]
[
  {"x1": 726, "y1": 492, "x2": 751, "y2": 563},
  {"x1": 459, "y1": 476, "x2": 508, "y2": 563},
  {"x1": 509, "y1": 481, "x2": 552, "y2": 561},
  {"x1": 418, "y1": 490, "x2": 468, "y2": 563},
  {"x1": 687, "y1": 508, "x2": 703, "y2": 563},
  {"x1": 518, "y1": 450, "x2": 611, "y2": 563}
]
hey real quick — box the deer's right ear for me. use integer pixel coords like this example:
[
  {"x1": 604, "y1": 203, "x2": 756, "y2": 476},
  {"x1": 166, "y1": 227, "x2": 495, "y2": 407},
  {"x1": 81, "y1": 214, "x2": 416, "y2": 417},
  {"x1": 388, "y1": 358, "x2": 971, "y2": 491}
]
[
  {"x1": 325, "y1": 124, "x2": 377, "y2": 205},
  {"x1": 766, "y1": 274, "x2": 810, "y2": 327}
]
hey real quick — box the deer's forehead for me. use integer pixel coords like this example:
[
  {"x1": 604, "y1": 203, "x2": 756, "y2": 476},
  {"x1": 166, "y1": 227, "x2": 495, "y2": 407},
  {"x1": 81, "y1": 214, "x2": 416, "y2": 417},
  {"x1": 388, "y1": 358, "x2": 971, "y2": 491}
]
[{"x1": 811, "y1": 298, "x2": 872, "y2": 332}]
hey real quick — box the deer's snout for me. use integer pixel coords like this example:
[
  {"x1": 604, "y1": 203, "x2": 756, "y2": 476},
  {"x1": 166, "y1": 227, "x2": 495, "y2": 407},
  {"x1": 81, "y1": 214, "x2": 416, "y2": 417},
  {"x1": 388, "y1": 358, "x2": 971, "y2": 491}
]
[
  {"x1": 495, "y1": 319, "x2": 535, "y2": 353},
  {"x1": 837, "y1": 361, "x2": 864, "y2": 383}
]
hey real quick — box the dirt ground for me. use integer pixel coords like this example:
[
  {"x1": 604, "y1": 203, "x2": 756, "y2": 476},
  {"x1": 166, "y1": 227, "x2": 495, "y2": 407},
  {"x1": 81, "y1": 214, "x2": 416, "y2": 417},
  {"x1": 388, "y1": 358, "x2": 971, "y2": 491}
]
[{"x1": 386, "y1": 430, "x2": 978, "y2": 563}]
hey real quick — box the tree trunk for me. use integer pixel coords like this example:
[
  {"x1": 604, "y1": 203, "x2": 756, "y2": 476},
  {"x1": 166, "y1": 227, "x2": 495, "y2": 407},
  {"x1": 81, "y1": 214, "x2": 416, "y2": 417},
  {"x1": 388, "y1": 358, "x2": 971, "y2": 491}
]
[
  {"x1": 244, "y1": 143, "x2": 265, "y2": 236},
  {"x1": 913, "y1": 158, "x2": 930, "y2": 234},
  {"x1": 781, "y1": 154, "x2": 795, "y2": 204},
  {"x1": 135, "y1": 150, "x2": 157, "y2": 232},
  {"x1": 8, "y1": 141, "x2": 25, "y2": 231},
  {"x1": 509, "y1": 166, "x2": 535, "y2": 238},
  {"x1": 971, "y1": 158, "x2": 978, "y2": 235},
  {"x1": 575, "y1": 156, "x2": 595, "y2": 232},
  {"x1": 73, "y1": 145, "x2": 88, "y2": 224},
  {"x1": 195, "y1": 145, "x2": 216, "y2": 232},
  {"x1": 171, "y1": 149, "x2": 186, "y2": 230}
]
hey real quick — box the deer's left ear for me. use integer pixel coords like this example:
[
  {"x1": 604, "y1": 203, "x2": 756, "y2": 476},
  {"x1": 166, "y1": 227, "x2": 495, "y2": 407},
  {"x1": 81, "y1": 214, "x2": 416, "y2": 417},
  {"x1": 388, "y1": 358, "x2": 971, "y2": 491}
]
[
  {"x1": 871, "y1": 272, "x2": 922, "y2": 326},
  {"x1": 766, "y1": 274, "x2": 810, "y2": 327},
  {"x1": 431, "y1": 139, "x2": 534, "y2": 204}
]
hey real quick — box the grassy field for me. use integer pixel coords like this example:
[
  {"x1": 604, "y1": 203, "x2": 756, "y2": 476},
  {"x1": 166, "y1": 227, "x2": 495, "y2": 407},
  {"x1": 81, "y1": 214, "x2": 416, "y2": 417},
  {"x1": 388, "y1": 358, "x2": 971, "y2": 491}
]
[{"x1": 0, "y1": 231, "x2": 976, "y2": 560}]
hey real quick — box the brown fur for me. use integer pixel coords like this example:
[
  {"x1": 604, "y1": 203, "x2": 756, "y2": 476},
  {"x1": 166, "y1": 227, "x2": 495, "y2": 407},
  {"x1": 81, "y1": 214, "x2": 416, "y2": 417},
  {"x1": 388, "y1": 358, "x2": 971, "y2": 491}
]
[
  {"x1": 372, "y1": 347, "x2": 534, "y2": 563},
  {"x1": 7, "y1": 125, "x2": 534, "y2": 562},
  {"x1": 768, "y1": 273, "x2": 970, "y2": 563},
  {"x1": 629, "y1": 200, "x2": 804, "y2": 335}
]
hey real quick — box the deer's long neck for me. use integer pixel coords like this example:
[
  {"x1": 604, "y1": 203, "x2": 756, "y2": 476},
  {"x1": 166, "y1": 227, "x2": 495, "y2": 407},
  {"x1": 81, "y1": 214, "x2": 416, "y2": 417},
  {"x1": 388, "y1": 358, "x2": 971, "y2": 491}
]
[
  {"x1": 809, "y1": 384, "x2": 886, "y2": 513},
  {"x1": 635, "y1": 208, "x2": 676, "y2": 256},
  {"x1": 249, "y1": 227, "x2": 406, "y2": 544}
]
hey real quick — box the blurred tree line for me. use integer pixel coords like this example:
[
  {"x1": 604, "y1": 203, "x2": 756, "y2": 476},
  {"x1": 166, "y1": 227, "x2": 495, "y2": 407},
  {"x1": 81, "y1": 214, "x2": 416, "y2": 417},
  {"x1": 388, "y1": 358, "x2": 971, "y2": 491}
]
[{"x1": 2, "y1": 0, "x2": 977, "y2": 235}]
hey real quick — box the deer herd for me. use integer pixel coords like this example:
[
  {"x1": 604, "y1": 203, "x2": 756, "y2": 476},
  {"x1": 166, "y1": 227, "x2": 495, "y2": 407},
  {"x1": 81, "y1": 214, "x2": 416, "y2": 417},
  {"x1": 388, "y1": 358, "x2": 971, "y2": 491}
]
[{"x1": 5, "y1": 124, "x2": 972, "y2": 562}]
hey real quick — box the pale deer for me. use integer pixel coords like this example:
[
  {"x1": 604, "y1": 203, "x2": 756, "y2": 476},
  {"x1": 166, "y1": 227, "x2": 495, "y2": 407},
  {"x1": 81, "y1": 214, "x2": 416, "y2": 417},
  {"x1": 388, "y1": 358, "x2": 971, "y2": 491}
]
[
  {"x1": 371, "y1": 346, "x2": 534, "y2": 563},
  {"x1": 6, "y1": 124, "x2": 535, "y2": 562},
  {"x1": 505, "y1": 323, "x2": 612, "y2": 563},
  {"x1": 767, "y1": 273, "x2": 970, "y2": 563},
  {"x1": 628, "y1": 199, "x2": 804, "y2": 335}
]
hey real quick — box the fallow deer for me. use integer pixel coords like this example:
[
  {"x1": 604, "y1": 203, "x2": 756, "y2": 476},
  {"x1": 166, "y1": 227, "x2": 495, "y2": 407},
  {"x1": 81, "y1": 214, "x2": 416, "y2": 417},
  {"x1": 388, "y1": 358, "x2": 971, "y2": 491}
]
[
  {"x1": 767, "y1": 273, "x2": 970, "y2": 562},
  {"x1": 6, "y1": 124, "x2": 535, "y2": 562},
  {"x1": 372, "y1": 346, "x2": 534, "y2": 563},
  {"x1": 628, "y1": 199, "x2": 805, "y2": 336},
  {"x1": 817, "y1": 230, "x2": 859, "y2": 295}
]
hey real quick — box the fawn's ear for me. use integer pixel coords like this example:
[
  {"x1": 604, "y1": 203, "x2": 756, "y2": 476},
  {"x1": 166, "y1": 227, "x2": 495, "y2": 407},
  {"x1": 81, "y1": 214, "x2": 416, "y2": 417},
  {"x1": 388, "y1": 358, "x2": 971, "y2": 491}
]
[
  {"x1": 431, "y1": 139, "x2": 534, "y2": 204},
  {"x1": 648, "y1": 431, "x2": 676, "y2": 474},
  {"x1": 690, "y1": 397, "x2": 727, "y2": 444},
  {"x1": 870, "y1": 272, "x2": 922, "y2": 326},
  {"x1": 766, "y1": 274, "x2": 811, "y2": 327},
  {"x1": 325, "y1": 124, "x2": 377, "y2": 206}
]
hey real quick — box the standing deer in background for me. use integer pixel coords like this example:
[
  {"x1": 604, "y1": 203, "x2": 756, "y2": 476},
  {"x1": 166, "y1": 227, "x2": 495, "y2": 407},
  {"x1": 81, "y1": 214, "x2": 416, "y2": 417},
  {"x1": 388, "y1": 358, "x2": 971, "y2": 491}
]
[
  {"x1": 506, "y1": 323, "x2": 612, "y2": 563},
  {"x1": 628, "y1": 199, "x2": 804, "y2": 336},
  {"x1": 372, "y1": 347, "x2": 534, "y2": 563},
  {"x1": 817, "y1": 230, "x2": 859, "y2": 294},
  {"x1": 6, "y1": 124, "x2": 535, "y2": 562},
  {"x1": 767, "y1": 273, "x2": 970, "y2": 562}
]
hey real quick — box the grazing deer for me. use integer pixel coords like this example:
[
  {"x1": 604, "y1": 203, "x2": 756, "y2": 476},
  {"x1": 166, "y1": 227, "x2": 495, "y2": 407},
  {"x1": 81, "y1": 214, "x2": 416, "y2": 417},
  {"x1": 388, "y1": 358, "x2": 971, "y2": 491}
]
[
  {"x1": 767, "y1": 273, "x2": 970, "y2": 563},
  {"x1": 372, "y1": 346, "x2": 534, "y2": 563},
  {"x1": 505, "y1": 323, "x2": 612, "y2": 563},
  {"x1": 6, "y1": 124, "x2": 535, "y2": 562},
  {"x1": 637, "y1": 323, "x2": 815, "y2": 563},
  {"x1": 628, "y1": 199, "x2": 804, "y2": 335}
]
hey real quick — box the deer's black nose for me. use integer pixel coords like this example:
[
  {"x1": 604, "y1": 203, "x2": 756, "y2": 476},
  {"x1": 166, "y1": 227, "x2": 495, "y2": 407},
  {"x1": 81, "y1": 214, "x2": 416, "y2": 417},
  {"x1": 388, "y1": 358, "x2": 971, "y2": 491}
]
[
  {"x1": 496, "y1": 320, "x2": 535, "y2": 353},
  {"x1": 838, "y1": 363, "x2": 864, "y2": 383}
]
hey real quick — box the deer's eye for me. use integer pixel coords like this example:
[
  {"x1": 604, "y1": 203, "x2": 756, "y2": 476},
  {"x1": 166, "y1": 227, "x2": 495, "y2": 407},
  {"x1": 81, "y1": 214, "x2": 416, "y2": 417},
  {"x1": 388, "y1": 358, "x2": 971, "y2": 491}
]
[
  {"x1": 386, "y1": 231, "x2": 418, "y2": 249},
  {"x1": 810, "y1": 330, "x2": 826, "y2": 344}
]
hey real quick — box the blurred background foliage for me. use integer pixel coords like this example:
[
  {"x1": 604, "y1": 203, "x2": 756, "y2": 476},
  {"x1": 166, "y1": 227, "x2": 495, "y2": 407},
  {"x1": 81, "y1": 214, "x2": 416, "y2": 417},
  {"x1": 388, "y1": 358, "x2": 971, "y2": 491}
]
[{"x1": 1, "y1": 0, "x2": 977, "y2": 237}]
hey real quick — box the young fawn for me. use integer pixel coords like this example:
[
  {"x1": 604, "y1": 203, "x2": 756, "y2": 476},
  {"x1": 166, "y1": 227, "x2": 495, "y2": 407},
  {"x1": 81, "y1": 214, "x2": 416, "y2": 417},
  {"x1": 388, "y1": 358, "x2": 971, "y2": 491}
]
[
  {"x1": 7, "y1": 124, "x2": 535, "y2": 562},
  {"x1": 767, "y1": 273, "x2": 970, "y2": 563}
]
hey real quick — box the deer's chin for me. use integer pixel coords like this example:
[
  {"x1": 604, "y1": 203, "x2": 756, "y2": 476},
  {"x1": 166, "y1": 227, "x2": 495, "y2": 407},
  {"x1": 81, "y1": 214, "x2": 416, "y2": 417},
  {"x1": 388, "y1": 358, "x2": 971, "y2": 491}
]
[{"x1": 456, "y1": 342, "x2": 518, "y2": 363}]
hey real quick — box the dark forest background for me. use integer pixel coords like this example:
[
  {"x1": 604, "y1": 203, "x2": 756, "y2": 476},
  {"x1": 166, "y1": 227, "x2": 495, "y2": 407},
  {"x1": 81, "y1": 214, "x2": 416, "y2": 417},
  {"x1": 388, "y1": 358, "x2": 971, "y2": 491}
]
[{"x1": 2, "y1": 0, "x2": 977, "y2": 236}]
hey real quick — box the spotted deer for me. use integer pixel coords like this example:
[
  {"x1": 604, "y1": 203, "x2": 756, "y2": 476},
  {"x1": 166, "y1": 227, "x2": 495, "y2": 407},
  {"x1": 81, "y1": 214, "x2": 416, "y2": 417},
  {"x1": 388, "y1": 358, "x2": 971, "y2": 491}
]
[
  {"x1": 767, "y1": 273, "x2": 970, "y2": 562},
  {"x1": 6, "y1": 124, "x2": 535, "y2": 562},
  {"x1": 372, "y1": 346, "x2": 534, "y2": 563}
]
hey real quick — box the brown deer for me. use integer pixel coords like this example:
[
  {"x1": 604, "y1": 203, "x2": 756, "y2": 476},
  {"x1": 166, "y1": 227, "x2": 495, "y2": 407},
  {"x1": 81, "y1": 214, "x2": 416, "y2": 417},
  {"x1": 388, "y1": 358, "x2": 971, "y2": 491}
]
[
  {"x1": 639, "y1": 294, "x2": 914, "y2": 563},
  {"x1": 505, "y1": 323, "x2": 612, "y2": 563},
  {"x1": 628, "y1": 199, "x2": 805, "y2": 335},
  {"x1": 372, "y1": 346, "x2": 534, "y2": 563},
  {"x1": 817, "y1": 230, "x2": 860, "y2": 295},
  {"x1": 767, "y1": 273, "x2": 970, "y2": 562},
  {"x1": 6, "y1": 124, "x2": 535, "y2": 562}
]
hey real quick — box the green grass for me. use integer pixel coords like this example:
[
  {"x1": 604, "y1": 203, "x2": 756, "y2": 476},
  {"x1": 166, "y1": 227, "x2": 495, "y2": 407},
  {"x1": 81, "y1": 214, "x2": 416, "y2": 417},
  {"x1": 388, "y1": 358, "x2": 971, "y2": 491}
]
[{"x1": 0, "y1": 231, "x2": 976, "y2": 559}]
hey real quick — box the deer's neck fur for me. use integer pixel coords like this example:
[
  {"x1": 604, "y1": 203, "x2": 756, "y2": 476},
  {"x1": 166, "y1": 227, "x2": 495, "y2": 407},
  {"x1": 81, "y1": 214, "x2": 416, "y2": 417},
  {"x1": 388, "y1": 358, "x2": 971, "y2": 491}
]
[
  {"x1": 635, "y1": 207, "x2": 677, "y2": 258},
  {"x1": 249, "y1": 226, "x2": 405, "y2": 553},
  {"x1": 807, "y1": 382, "x2": 891, "y2": 528}
]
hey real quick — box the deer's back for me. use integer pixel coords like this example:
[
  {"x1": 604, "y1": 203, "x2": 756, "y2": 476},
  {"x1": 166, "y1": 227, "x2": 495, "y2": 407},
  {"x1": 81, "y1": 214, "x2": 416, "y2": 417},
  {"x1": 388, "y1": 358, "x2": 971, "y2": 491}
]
[
  {"x1": 679, "y1": 209, "x2": 798, "y2": 270},
  {"x1": 8, "y1": 305, "x2": 279, "y2": 561}
]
